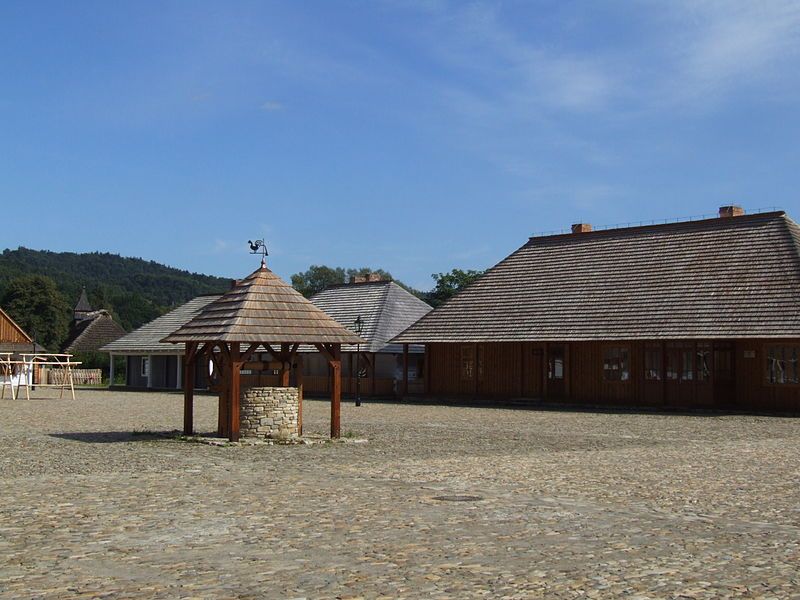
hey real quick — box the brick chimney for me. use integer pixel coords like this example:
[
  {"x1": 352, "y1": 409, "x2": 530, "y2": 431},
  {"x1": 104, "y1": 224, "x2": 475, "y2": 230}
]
[
  {"x1": 349, "y1": 272, "x2": 386, "y2": 284},
  {"x1": 571, "y1": 223, "x2": 592, "y2": 234},
  {"x1": 719, "y1": 205, "x2": 745, "y2": 218}
]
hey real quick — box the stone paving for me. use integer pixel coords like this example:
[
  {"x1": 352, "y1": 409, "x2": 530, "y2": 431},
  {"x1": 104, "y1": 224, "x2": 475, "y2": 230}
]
[{"x1": 1, "y1": 390, "x2": 799, "y2": 599}]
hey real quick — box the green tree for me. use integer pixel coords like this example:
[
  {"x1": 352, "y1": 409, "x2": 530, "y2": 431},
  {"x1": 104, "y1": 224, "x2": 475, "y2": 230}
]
[
  {"x1": 291, "y1": 265, "x2": 347, "y2": 298},
  {"x1": 427, "y1": 269, "x2": 485, "y2": 307},
  {"x1": 1, "y1": 274, "x2": 70, "y2": 350}
]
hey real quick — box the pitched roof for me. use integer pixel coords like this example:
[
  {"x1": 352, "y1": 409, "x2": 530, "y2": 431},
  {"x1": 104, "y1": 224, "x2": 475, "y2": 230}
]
[
  {"x1": 309, "y1": 280, "x2": 432, "y2": 353},
  {"x1": 100, "y1": 295, "x2": 221, "y2": 355},
  {"x1": 74, "y1": 288, "x2": 92, "y2": 313},
  {"x1": 0, "y1": 307, "x2": 32, "y2": 344},
  {"x1": 393, "y1": 211, "x2": 800, "y2": 343},
  {"x1": 62, "y1": 311, "x2": 126, "y2": 353},
  {"x1": 161, "y1": 264, "x2": 365, "y2": 345}
]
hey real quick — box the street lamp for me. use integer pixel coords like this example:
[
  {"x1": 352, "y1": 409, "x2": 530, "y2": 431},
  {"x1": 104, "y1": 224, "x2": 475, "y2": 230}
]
[{"x1": 354, "y1": 315, "x2": 364, "y2": 407}]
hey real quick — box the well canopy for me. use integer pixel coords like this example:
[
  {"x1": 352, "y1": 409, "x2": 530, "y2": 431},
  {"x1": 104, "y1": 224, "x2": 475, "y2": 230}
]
[{"x1": 162, "y1": 264, "x2": 365, "y2": 345}]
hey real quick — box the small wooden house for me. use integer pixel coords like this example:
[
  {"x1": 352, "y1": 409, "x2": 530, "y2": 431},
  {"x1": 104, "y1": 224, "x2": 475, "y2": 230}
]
[
  {"x1": 101, "y1": 275, "x2": 431, "y2": 396},
  {"x1": 100, "y1": 295, "x2": 219, "y2": 389},
  {"x1": 0, "y1": 306, "x2": 43, "y2": 355},
  {"x1": 392, "y1": 207, "x2": 800, "y2": 411},
  {"x1": 302, "y1": 275, "x2": 432, "y2": 396},
  {"x1": 62, "y1": 289, "x2": 126, "y2": 355}
]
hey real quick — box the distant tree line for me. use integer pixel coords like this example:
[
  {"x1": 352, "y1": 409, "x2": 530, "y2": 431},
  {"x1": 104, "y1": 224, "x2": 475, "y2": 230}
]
[
  {"x1": 0, "y1": 247, "x2": 231, "y2": 351},
  {"x1": 0, "y1": 247, "x2": 485, "y2": 353}
]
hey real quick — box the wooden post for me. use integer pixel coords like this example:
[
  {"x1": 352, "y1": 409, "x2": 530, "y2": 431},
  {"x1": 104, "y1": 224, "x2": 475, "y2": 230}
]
[
  {"x1": 296, "y1": 354, "x2": 304, "y2": 436},
  {"x1": 424, "y1": 344, "x2": 431, "y2": 395},
  {"x1": 543, "y1": 343, "x2": 549, "y2": 399},
  {"x1": 402, "y1": 343, "x2": 409, "y2": 398},
  {"x1": 330, "y1": 344, "x2": 341, "y2": 438},
  {"x1": 472, "y1": 343, "x2": 478, "y2": 399},
  {"x1": 109, "y1": 353, "x2": 115, "y2": 387},
  {"x1": 183, "y1": 342, "x2": 196, "y2": 435},
  {"x1": 280, "y1": 343, "x2": 290, "y2": 387},
  {"x1": 228, "y1": 342, "x2": 241, "y2": 442},
  {"x1": 348, "y1": 352, "x2": 354, "y2": 396},
  {"x1": 517, "y1": 342, "x2": 524, "y2": 398},
  {"x1": 370, "y1": 353, "x2": 377, "y2": 397}
]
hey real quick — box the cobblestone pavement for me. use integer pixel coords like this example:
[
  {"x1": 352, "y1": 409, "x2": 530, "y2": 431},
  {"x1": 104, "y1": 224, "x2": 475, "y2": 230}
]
[{"x1": 1, "y1": 390, "x2": 799, "y2": 599}]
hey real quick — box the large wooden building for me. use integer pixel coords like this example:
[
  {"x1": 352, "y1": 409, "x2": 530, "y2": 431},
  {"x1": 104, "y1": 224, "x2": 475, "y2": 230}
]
[{"x1": 393, "y1": 207, "x2": 800, "y2": 412}]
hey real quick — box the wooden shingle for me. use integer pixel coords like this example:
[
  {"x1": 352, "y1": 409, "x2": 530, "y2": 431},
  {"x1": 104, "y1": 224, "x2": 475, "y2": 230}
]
[
  {"x1": 393, "y1": 211, "x2": 800, "y2": 342},
  {"x1": 161, "y1": 264, "x2": 365, "y2": 345}
]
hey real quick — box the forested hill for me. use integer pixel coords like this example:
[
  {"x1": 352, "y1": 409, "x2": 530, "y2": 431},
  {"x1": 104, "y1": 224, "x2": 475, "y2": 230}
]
[{"x1": 0, "y1": 247, "x2": 231, "y2": 341}]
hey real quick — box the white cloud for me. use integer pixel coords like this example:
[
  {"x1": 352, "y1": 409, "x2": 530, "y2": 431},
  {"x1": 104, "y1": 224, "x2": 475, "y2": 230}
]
[
  {"x1": 260, "y1": 100, "x2": 283, "y2": 111},
  {"x1": 646, "y1": 1, "x2": 800, "y2": 109}
]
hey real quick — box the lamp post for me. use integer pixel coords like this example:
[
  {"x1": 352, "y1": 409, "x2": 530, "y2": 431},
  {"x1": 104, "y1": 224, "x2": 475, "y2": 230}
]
[{"x1": 354, "y1": 315, "x2": 364, "y2": 407}]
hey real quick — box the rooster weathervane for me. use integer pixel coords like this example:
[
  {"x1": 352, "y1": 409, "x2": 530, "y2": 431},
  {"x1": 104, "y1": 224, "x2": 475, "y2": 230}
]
[{"x1": 248, "y1": 239, "x2": 268, "y2": 266}]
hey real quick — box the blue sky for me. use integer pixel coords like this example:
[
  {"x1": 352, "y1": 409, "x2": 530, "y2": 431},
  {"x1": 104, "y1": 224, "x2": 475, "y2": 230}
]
[{"x1": 2, "y1": 1, "x2": 799, "y2": 290}]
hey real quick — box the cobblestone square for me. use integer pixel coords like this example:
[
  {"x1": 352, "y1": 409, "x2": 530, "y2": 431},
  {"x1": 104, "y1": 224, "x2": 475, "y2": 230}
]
[{"x1": 1, "y1": 391, "x2": 798, "y2": 598}]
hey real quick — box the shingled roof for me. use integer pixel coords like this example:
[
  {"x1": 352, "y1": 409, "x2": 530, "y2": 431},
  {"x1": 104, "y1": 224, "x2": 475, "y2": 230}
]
[
  {"x1": 63, "y1": 311, "x2": 126, "y2": 353},
  {"x1": 393, "y1": 210, "x2": 800, "y2": 343},
  {"x1": 101, "y1": 295, "x2": 221, "y2": 355},
  {"x1": 161, "y1": 264, "x2": 365, "y2": 345},
  {"x1": 310, "y1": 280, "x2": 432, "y2": 353}
]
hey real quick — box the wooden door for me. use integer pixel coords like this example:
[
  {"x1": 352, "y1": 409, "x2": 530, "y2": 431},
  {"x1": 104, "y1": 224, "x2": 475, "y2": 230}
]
[
  {"x1": 713, "y1": 342, "x2": 735, "y2": 407},
  {"x1": 523, "y1": 345, "x2": 544, "y2": 397},
  {"x1": 664, "y1": 342, "x2": 694, "y2": 407}
]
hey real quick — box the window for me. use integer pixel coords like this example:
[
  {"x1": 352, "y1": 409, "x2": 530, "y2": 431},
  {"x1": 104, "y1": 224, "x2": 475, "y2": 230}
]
[
  {"x1": 644, "y1": 347, "x2": 662, "y2": 381},
  {"x1": 548, "y1": 347, "x2": 564, "y2": 380},
  {"x1": 666, "y1": 342, "x2": 695, "y2": 381},
  {"x1": 767, "y1": 346, "x2": 799, "y2": 384},
  {"x1": 665, "y1": 346, "x2": 679, "y2": 380},
  {"x1": 460, "y1": 345, "x2": 475, "y2": 380},
  {"x1": 697, "y1": 343, "x2": 711, "y2": 382},
  {"x1": 141, "y1": 357, "x2": 150, "y2": 378},
  {"x1": 680, "y1": 348, "x2": 694, "y2": 381},
  {"x1": 603, "y1": 347, "x2": 629, "y2": 382}
]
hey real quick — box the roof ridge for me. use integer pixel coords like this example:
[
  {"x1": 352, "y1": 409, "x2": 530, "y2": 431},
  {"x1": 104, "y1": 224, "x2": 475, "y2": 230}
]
[
  {"x1": 368, "y1": 280, "x2": 394, "y2": 350},
  {"x1": 528, "y1": 210, "x2": 786, "y2": 243}
]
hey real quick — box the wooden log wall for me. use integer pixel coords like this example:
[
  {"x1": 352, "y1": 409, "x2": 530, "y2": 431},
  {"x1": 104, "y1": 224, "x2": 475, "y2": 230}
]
[
  {"x1": 0, "y1": 311, "x2": 30, "y2": 343},
  {"x1": 426, "y1": 340, "x2": 800, "y2": 412}
]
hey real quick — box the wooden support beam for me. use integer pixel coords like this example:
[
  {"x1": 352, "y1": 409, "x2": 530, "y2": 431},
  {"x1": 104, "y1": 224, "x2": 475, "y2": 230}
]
[
  {"x1": 228, "y1": 342, "x2": 241, "y2": 442},
  {"x1": 280, "y1": 342, "x2": 291, "y2": 387},
  {"x1": 296, "y1": 354, "x2": 304, "y2": 436},
  {"x1": 370, "y1": 353, "x2": 377, "y2": 397},
  {"x1": 315, "y1": 342, "x2": 335, "y2": 362},
  {"x1": 330, "y1": 344, "x2": 341, "y2": 438},
  {"x1": 240, "y1": 342, "x2": 261, "y2": 364},
  {"x1": 183, "y1": 342, "x2": 196, "y2": 435},
  {"x1": 472, "y1": 343, "x2": 478, "y2": 399},
  {"x1": 424, "y1": 344, "x2": 431, "y2": 396},
  {"x1": 402, "y1": 343, "x2": 409, "y2": 397}
]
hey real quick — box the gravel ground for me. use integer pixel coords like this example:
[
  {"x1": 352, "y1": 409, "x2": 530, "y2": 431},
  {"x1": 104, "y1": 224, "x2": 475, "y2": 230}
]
[{"x1": 1, "y1": 389, "x2": 799, "y2": 599}]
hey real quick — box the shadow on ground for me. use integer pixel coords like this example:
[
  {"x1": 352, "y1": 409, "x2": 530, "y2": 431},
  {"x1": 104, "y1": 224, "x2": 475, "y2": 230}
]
[{"x1": 49, "y1": 431, "x2": 219, "y2": 443}]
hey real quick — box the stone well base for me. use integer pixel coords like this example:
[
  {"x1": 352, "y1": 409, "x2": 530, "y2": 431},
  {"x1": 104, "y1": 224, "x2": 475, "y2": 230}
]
[{"x1": 240, "y1": 386, "x2": 299, "y2": 439}]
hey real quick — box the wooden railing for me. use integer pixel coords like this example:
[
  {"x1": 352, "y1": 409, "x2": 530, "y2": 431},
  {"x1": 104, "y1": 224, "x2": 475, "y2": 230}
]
[{"x1": 48, "y1": 368, "x2": 103, "y2": 386}]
